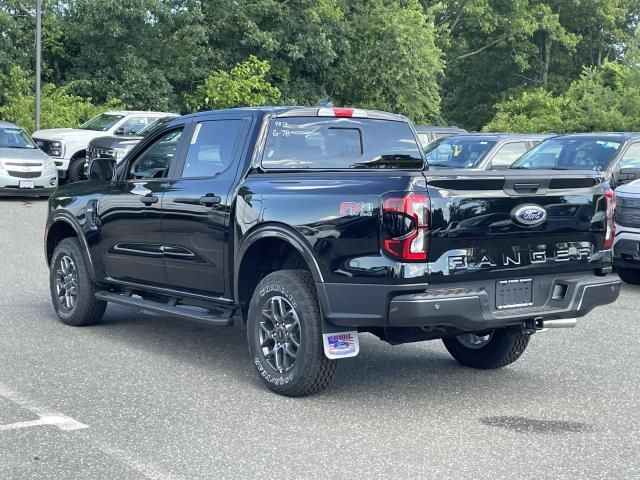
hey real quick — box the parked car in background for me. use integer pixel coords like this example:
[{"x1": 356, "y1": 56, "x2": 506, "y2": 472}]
[
  {"x1": 613, "y1": 179, "x2": 640, "y2": 284},
  {"x1": 0, "y1": 121, "x2": 58, "y2": 197},
  {"x1": 32, "y1": 110, "x2": 175, "y2": 183},
  {"x1": 415, "y1": 125, "x2": 467, "y2": 148},
  {"x1": 87, "y1": 115, "x2": 179, "y2": 165},
  {"x1": 511, "y1": 133, "x2": 640, "y2": 189},
  {"x1": 425, "y1": 133, "x2": 550, "y2": 170}
]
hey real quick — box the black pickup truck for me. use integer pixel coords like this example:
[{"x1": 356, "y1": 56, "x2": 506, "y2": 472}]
[{"x1": 45, "y1": 106, "x2": 621, "y2": 396}]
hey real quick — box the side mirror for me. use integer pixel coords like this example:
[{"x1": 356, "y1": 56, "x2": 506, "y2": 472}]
[
  {"x1": 616, "y1": 167, "x2": 640, "y2": 184},
  {"x1": 88, "y1": 157, "x2": 116, "y2": 182},
  {"x1": 114, "y1": 126, "x2": 132, "y2": 136}
]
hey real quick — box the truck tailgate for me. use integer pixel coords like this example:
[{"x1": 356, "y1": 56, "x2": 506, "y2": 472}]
[{"x1": 425, "y1": 170, "x2": 613, "y2": 284}]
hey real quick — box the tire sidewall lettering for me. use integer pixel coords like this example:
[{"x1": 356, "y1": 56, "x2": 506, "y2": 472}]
[
  {"x1": 259, "y1": 284, "x2": 297, "y2": 309},
  {"x1": 254, "y1": 357, "x2": 294, "y2": 385}
]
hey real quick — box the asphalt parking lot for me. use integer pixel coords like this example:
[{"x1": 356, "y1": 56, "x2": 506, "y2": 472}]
[{"x1": 0, "y1": 197, "x2": 639, "y2": 479}]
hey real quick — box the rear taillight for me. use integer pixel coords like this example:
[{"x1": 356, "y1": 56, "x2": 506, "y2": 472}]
[
  {"x1": 382, "y1": 193, "x2": 430, "y2": 261},
  {"x1": 604, "y1": 188, "x2": 615, "y2": 249}
]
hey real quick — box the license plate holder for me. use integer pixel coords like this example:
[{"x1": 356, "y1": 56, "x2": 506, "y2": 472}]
[
  {"x1": 496, "y1": 278, "x2": 533, "y2": 309},
  {"x1": 19, "y1": 180, "x2": 35, "y2": 189}
]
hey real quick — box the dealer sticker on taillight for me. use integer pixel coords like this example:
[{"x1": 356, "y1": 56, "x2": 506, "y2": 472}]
[{"x1": 322, "y1": 331, "x2": 360, "y2": 359}]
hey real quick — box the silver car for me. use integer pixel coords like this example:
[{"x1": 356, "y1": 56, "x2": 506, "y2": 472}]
[{"x1": 0, "y1": 121, "x2": 58, "y2": 197}]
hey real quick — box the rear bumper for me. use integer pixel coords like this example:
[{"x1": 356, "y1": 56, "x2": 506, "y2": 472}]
[
  {"x1": 0, "y1": 186, "x2": 57, "y2": 197},
  {"x1": 318, "y1": 273, "x2": 621, "y2": 332}
]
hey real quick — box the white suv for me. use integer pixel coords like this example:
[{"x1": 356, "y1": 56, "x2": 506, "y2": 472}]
[
  {"x1": 32, "y1": 110, "x2": 174, "y2": 183},
  {"x1": 614, "y1": 179, "x2": 640, "y2": 284}
]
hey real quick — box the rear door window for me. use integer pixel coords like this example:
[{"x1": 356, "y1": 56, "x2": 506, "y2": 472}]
[
  {"x1": 262, "y1": 118, "x2": 423, "y2": 169},
  {"x1": 181, "y1": 120, "x2": 243, "y2": 178},
  {"x1": 491, "y1": 142, "x2": 528, "y2": 167}
]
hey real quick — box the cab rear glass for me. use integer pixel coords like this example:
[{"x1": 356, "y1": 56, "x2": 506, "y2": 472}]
[
  {"x1": 511, "y1": 138, "x2": 622, "y2": 170},
  {"x1": 261, "y1": 118, "x2": 424, "y2": 169}
]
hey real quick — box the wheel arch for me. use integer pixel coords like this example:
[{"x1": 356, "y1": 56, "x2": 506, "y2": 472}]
[
  {"x1": 235, "y1": 224, "x2": 324, "y2": 320},
  {"x1": 46, "y1": 215, "x2": 96, "y2": 281},
  {"x1": 70, "y1": 149, "x2": 87, "y2": 161}
]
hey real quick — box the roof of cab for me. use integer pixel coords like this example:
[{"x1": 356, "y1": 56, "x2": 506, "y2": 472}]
[
  {"x1": 103, "y1": 110, "x2": 176, "y2": 116},
  {"x1": 550, "y1": 132, "x2": 640, "y2": 143},
  {"x1": 441, "y1": 132, "x2": 553, "y2": 141},
  {"x1": 180, "y1": 106, "x2": 409, "y2": 122},
  {"x1": 0, "y1": 120, "x2": 21, "y2": 128},
  {"x1": 415, "y1": 125, "x2": 467, "y2": 133}
]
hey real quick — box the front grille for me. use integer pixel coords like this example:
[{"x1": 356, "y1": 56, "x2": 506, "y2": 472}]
[
  {"x1": 5, "y1": 162, "x2": 43, "y2": 168},
  {"x1": 87, "y1": 146, "x2": 114, "y2": 160},
  {"x1": 616, "y1": 197, "x2": 640, "y2": 228},
  {"x1": 7, "y1": 171, "x2": 41, "y2": 178}
]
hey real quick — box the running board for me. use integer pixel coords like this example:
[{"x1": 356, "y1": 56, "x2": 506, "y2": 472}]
[{"x1": 95, "y1": 291, "x2": 234, "y2": 326}]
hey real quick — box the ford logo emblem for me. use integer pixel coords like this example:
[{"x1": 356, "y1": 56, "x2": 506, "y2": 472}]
[{"x1": 512, "y1": 204, "x2": 547, "y2": 227}]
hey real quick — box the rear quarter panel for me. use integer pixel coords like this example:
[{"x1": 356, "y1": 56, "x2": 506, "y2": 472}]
[{"x1": 236, "y1": 171, "x2": 429, "y2": 285}]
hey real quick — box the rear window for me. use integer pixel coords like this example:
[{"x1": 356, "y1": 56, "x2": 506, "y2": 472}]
[
  {"x1": 424, "y1": 137, "x2": 497, "y2": 168},
  {"x1": 511, "y1": 138, "x2": 621, "y2": 171},
  {"x1": 262, "y1": 118, "x2": 423, "y2": 169}
]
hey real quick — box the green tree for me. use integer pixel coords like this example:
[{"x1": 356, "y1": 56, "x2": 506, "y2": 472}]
[
  {"x1": 332, "y1": 0, "x2": 443, "y2": 123},
  {"x1": 0, "y1": 66, "x2": 120, "y2": 132},
  {"x1": 484, "y1": 61, "x2": 640, "y2": 133},
  {"x1": 188, "y1": 56, "x2": 281, "y2": 110}
]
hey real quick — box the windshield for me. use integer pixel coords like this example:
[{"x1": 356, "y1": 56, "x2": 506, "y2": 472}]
[
  {"x1": 0, "y1": 127, "x2": 37, "y2": 149},
  {"x1": 80, "y1": 113, "x2": 125, "y2": 131},
  {"x1": 262, "y1": 117, "x2": 424, "y2": 169},
  {"x1": 511, "y1": 138, "x2": 621, "y2": 170},
  {"x1": 138, "y1": 117, "x2": 176, "y2": 137},
  {"x1": 424, "y1": 137, "x2": 496, "y2": 168}
]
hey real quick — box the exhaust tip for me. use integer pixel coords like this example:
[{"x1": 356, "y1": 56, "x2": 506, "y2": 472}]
[{"x1": 542, "y1": 318, "x2": 577, "y2": 329}]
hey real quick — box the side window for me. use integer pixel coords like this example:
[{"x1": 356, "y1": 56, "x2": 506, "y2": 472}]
[
  {"x1": 127, "y1": 128, "x2": 183, "y2": 180},
  {"x1": 120, "y1": 116, "x2": 155, "y2": 135},
  {"x1": 618, "y1": 143, "x2": 640, "y2": 169},
  {"x1": 181, "y1": 120, "x2": 242, "y2": 178},
  {"x1": 491, "y1": 142, "x2": 528, "y2": 167}
]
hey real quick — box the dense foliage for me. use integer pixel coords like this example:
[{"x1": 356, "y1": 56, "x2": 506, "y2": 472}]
[{"x1": 1, "y1": 0, "x2": 639, "y2": 132}]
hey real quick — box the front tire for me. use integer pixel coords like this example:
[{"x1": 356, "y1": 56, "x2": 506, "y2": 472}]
[
  {"x1": 247, "y1": 270, "x2": 337, "y2": 396},
  {"x1": 50, "y1": 238, "x2": 106, "y2": 326},
  {"x1": 66, "y1": 157, "x2": 87, "y2": 183},
  {"x1": 617, "y1": 267, "x2": 640, "y2": 285},
  {"x1": 443, "y1": 328, "x2": 530, "y2": 369}
]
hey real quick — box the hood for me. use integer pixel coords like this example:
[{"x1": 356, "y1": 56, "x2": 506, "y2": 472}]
[
  {"x1": 89, "y1": 135, "x2": 143, "y2": 150},
  {"x1": 32, "y1": 128, "x2": 97, "y2": 141},
  {"x1": 615, "y1": 178, "x2": 640, "y2": 195},
  {"x1": 0, "y1": 147, "x2": 50, "y2": 163}
]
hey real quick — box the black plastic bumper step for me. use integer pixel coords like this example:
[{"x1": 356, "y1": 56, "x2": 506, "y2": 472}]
[{"x1": 95, "y1": 291, "x2": 234, "y2": 326}]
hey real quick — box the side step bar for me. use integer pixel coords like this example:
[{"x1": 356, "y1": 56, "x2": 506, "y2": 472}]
[{"x1": 95, "y1": 291, "x2": 234, "y2": 326}]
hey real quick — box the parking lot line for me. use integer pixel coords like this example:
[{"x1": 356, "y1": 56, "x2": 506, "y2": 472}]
[{"x1": 0, "y1": 381, "x2": 88, "y2": 432}]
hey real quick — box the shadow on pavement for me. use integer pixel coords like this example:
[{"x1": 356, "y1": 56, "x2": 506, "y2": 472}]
[{"x1": 83, "y1": 305, "x2": 559, "y2": 404}]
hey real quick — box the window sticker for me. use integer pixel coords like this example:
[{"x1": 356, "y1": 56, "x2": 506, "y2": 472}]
[{"x1": 191, "y1": 123, "x2": 202, "y2": 144}]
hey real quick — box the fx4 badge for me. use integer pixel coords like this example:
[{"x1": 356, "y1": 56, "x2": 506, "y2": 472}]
[{"x1": 339, "y1": 202, "x2": 374, "y2": 217}]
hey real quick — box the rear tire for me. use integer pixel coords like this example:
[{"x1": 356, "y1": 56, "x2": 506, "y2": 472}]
[
  {"x1": 50, "y1": 238, "x2": 106, "y2": 326},
  {"x1": 67, "y1": 156, "x2": 87, "y2": 183},
  {"x1": 617, "y1": 267, "x2": 640, "y2": 285},
  {"x1": 443, "y1": 328, "x2": 530, "y2": 369},
  {"x1": 247, "y1": 270, "x2": 337, "y2": 396}
]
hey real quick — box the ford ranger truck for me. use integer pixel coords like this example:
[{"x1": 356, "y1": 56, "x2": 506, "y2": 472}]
[{"x1": 44, "y1": 107, "x2": 621, "y2": 396}]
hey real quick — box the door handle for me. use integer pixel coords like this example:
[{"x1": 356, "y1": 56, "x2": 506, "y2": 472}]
[
  {"x1": 199, "y1": 193, "x2": 221, "y2": 207},
  {"x1": 140, "y1": 194, "x2": 158, "y2": 205}
]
